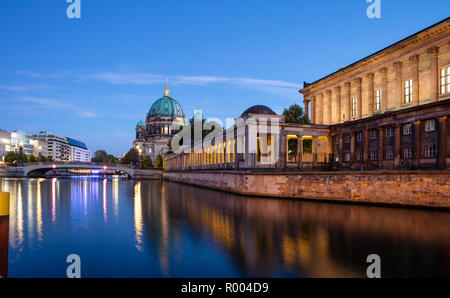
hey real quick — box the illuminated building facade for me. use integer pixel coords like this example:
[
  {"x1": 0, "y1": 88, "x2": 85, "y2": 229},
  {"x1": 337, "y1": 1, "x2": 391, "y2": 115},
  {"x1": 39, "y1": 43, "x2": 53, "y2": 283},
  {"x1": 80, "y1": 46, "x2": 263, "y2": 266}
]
[
  {"x1": 166, "y1": 18, "x2": 450, "y2": 171},
  {"x1": 133, "y1": 83, "x2": 186, "y2": 161}
]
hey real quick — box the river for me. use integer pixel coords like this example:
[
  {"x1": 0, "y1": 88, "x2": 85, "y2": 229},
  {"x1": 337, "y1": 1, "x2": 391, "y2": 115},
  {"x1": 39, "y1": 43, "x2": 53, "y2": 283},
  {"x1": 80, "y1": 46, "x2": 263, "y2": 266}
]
[{"x1": 0, "y1": 177, "x2": 449, "y2": 277}]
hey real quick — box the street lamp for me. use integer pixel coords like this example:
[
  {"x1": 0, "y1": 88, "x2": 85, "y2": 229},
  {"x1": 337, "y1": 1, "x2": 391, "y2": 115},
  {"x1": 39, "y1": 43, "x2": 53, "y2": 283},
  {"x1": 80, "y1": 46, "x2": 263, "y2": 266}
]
[{"x1": 138, "y1": 148, "x2": 142, "y2": 168}]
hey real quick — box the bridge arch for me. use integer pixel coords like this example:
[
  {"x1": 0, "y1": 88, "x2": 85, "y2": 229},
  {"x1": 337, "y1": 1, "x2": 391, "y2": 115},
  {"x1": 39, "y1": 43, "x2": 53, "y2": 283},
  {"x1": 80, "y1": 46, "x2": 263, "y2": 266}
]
[{"x1": 23, "y1": 163, "x2": 135, "y2": 178}]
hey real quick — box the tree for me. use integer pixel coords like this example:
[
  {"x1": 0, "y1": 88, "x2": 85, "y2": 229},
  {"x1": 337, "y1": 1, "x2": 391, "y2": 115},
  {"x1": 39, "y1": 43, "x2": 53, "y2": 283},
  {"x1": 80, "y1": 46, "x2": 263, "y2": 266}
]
[
  {"x1": 38, "y1": 154, "x2": 48, "y2": 162},
  {"x1": 141, "y1": 156, "x2": 153, "y2": 168},
  {"x1": 168, "y1": 111, "x2": 224, "y2": 151},
  {"x1": 283, "y1": 104, "x2": 309, "y2": 124},
  {"x1": 4, "y1": 151, "x2": 18, "y2": 164},
  {"x1": 154, "y1": 155, "x2": 164, "y2": 168},
  {"x1": 29, "y1": 155, "x2": 37, "y2": 163},
  {"x1": 121, "y1": 148, "x2": 139, "y2": 166},
  {"x1": 92, "y1": 150, "x2": 119, "y2": 163}
]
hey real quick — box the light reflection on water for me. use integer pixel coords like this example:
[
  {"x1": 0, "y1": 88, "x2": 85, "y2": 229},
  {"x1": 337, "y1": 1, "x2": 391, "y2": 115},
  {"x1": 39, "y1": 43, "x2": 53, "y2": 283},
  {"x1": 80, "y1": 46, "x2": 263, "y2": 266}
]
[{"x1": 0, "y1": 177, "x2": 449, "y2": 278}]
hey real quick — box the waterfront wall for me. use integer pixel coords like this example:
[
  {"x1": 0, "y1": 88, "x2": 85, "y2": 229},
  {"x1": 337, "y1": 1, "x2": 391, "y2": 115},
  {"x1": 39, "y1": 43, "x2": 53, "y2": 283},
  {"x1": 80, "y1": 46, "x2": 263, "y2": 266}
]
[{"x1": 164, "y1": 171, "x2": 450, "y2": 209}]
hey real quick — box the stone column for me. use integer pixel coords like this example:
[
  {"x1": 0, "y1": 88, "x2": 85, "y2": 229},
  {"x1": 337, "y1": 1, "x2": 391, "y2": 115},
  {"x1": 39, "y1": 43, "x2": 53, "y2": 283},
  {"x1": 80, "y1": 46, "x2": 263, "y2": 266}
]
[
  {"x1": 326, "y1": 90, "x2": 332, "y2": 125},
  {"x1": 414, "y1": 121, "x2": 421, "y2": 168},
  {"x1": 318, "y1": 93, "x2": 324, "y2": 124},
  {"x1": 378, "y1": 127, "x2": 384, "y2": 169},
  {"x1": 280, "y1": 133, "x2": 287, "y2": 169},
  {"x1": 311, "y1": 96, "x2": 316, "y2": 124},
  {"x1": 439, "y1": 116, "x2": 448, "y2": 169},
  {"x1": 354, "y1": 78, "x2": 362, "y2": 119},
  {"x1": 334, "y1": 86, "x2": 341, "y2": 124},
  {"x1": 338, "y1": 134, "x2": 343, "y2": 167},
  {"x1": 344, "y1": 82, "x2": 351, "y2": 121},
  {"x1": 409, "y1": 54, "x2": 420, "y2": 106},
  {"x1": 394, "y1": 123, "x2": 401, "y2": 169},
  {"x1": 427, "y1": 46, "x2": 439, "y2": 102},
  {"x1": 297, "y1": 135, "x2": 303, "y2": 169},
  {"x1": 234, "y1": 127, "x2": 239, "y2": 169},
  {"x1": 394, "y1": 61, "x2": 403, "y2": 107},
  {"x1": 313, "y1": 137, "x2": 318, "y2": 168},
  {"x1": 303, "y1": 99, "x2": 310, "y2": 122},
  {"x1": 366, "y1": 73, "x2": 375, "y2": 117},
  {"x1": 350, "y1": 131, "x2": 356, "y2": 168},
  {"x1": 363, "y1": 129, "x2": 369, "y2": 166},
  {"x1": 379, "y1": 67, "x2": 388, "y2": 111}
]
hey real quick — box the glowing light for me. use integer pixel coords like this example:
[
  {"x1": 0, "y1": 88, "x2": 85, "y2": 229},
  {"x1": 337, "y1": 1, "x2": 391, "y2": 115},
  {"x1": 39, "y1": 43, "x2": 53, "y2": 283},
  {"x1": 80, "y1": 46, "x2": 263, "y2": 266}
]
[{"x1": 51, "y1": 178, "x2": 57, "y2": 222}]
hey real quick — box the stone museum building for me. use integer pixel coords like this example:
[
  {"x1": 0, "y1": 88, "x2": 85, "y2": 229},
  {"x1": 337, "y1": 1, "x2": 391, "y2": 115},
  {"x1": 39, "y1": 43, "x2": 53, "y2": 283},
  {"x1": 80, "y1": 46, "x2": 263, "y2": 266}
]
[
  {"x1": 133, "y1": 83, "x2": 186, "y2": 161},
  {"x1": 165, "y1": 17, "x2": 450, "y2": 172}
]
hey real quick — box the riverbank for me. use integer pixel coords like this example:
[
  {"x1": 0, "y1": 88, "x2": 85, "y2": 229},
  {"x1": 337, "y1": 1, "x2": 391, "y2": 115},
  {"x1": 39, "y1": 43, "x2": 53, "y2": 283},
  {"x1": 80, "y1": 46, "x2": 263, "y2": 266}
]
[{"x1": 164, "y1": 170, "x2": 450, "y2": 209}]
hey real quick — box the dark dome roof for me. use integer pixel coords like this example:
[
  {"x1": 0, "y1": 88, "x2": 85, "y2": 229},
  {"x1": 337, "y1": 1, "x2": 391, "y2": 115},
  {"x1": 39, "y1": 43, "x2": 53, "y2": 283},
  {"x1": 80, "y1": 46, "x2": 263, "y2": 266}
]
[{"x1": 241, "y1": 105, "x2": 277, "y2": 117}]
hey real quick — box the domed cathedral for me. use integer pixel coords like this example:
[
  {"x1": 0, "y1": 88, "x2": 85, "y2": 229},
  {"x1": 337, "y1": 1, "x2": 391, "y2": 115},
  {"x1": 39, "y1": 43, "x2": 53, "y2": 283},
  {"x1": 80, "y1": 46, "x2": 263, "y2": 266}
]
[{"x1": 133, "y1": 82, "x2": 186, "y2": 161}]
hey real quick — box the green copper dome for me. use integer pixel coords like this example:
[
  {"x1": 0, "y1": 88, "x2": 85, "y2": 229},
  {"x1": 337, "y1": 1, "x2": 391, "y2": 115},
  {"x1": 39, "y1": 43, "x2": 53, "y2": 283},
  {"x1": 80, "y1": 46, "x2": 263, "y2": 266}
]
[
  {"x1": 147, "y1": 96, "x2": 184, "y2": 118},
  {"x1": 136, "y1": 120, "x2": 145, "y2": 128}
]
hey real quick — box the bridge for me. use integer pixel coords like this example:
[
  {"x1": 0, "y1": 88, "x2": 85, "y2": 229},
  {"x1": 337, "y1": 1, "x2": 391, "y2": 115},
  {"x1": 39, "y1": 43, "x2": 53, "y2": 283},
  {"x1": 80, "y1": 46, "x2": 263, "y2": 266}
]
[{"x1": 0, "y1": 162, "x2": 162, "y2": 180}]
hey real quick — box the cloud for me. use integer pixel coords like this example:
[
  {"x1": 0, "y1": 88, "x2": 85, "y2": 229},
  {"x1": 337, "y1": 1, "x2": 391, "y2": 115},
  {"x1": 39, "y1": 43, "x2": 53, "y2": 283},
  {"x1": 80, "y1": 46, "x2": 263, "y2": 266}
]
[
  {"x1": 85, "y1": 72, "x2": 299, "y2": 95},
  {"x1": 19, "y1": 96, "x2": 97, "y2": 118},
  {"x1": 14, "y1": 69, "x2": 300, "y2": 96},
  {"x1": 0, "y1": 84, "x2": 56, "y2": 92}
]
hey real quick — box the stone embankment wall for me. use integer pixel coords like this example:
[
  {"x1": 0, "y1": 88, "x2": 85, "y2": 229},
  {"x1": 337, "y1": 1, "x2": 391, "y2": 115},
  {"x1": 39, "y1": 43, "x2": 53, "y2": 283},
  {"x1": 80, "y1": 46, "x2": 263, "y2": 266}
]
[{"x1": 164, "y1": 171, "x2": 450, "y2": 209}]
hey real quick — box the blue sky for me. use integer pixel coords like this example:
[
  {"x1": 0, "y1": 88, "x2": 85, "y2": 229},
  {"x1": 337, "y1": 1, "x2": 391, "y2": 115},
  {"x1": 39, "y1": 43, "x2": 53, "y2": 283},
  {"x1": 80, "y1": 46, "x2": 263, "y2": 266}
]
[{"x1": 1, "y1": 0, "x2": 449, "y2": 156}]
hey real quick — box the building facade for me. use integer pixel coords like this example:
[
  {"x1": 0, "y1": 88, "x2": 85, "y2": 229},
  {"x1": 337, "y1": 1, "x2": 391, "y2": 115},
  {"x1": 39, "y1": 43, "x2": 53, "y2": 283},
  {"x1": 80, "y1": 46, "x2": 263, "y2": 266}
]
[
  {"x1": 0, "y1": 129, "x2": 11, "y2": 163},
  {"x1": 67, "y1": 138, "x2": 91, "y2": 162},
  {"x1": 165, "y1": 18, "x2": 450, "y2": 172},
  {"x1": 300, "y1": 17, "x2": 450, "y2": 170},
  {"x1": 133, "y1": 84, "x2": 186, "y2": 161}
]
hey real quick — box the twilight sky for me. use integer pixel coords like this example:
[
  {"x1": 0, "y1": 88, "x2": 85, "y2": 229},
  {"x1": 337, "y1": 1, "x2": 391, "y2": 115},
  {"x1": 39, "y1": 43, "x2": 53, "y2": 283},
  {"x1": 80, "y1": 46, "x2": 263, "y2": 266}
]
[{"x1": 1, "y1": 0, "x2": 449, "y2": 156}]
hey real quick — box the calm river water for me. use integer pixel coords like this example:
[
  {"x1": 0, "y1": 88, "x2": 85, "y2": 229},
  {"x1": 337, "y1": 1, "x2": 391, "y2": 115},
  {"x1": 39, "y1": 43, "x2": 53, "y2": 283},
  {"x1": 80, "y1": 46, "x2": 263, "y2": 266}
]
[{"x1": 0, "y1": 177, "x2": 449, "y2": 278}]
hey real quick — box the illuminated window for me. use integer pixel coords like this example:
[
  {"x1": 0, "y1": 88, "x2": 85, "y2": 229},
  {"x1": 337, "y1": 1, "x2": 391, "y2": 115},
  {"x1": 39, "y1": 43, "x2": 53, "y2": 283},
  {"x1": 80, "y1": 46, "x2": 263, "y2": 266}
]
[
  {"x1": 404, "y1": 80, "x2": 412, "y2": 103},
  {"x1": 287, "y1": 135, "x2": 298, "y2": 163},
  {"x1": 441, "y1": 66, "x2": 450, "y2": 94},
  {"x1": 352, "y1": 97, "x2": 357, "y2": 117},
  {"x1": 344, "y1": 134, "x2": 351, "y2": 143},
  {"x1": 375, "y1": 89, "x2": 382, "y2": 111},
  {"x1": 385, "y1": 127, "x2": 394, "y2": 137},
  {"x1": 370, "y1": 129, "x2": 378, "y2": 140},
  {"x1": 369, "y1": 150, "x2": 378, "y2": 161},
  {"x1": 344, "y1": 152, "x2": 351, "y2": 162},
  {"x1": 356, "y1": 132, "x2": 363, "y2": 142},
  {"x1": 403, "y1": 148, "x2": 412, "y2": 159},
  {"x1": 403, "y1": 123, "x2": 412, "y2": 135},
  {"x1": 424, "y1": 145, "x2": 436, "y2": 157},
  {"x1": 356, "y1": 151, "x2": 363, "y2": 161},
  {"x1": 386, "y1": 148, "x2": 394, "y2": 160},
  {"x1": 425, "y1": 119, "x2": 436, "y2": 132}
]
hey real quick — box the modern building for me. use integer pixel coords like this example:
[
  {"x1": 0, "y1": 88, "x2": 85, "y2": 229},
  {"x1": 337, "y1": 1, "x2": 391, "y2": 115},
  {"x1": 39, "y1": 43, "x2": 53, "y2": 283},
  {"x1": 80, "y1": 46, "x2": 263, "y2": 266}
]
[
  {"x1": 33, "y1": 132, "x2": 90, "y2": 162},
  {"x1": 10, "y1": 131, "x2": 35, "y2": 157},
  {"x1": 33, "y1": 132, "x2": 70, "y2": 161},
  {"x1": 133, "y1": 83, "x2": 186, "y2": 161},
  {"x1": 67, "y1": 137, "x2": 91, "y2": 162},
  {"x1": 165, "y1": 17, "x2": 450, "y2": 172},
  {"x1": 0, "y1": 129, "x2": 11, "y2": 163}
]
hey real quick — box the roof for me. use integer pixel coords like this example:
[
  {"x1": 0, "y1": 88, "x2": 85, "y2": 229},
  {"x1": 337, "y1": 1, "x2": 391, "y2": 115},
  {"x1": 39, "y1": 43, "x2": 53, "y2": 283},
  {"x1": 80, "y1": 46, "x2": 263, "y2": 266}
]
[
  {"x1": 300, "y1": 16, "x2": 450, "y2": 93},
  {"x1": 241, "y1": 105, "x2": 277, "y2": 117},
  {"x1": 67, "y1": 137, "x2": 88, "y2": 150},
  {"x1": 147, "y1": 96, "x2": 185, "y2": 118}
]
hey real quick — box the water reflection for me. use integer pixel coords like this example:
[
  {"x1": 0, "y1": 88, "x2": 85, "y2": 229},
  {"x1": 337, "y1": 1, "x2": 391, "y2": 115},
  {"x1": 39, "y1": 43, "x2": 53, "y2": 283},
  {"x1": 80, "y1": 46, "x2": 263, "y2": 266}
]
[{"x1": 1, "y1": 178, "x2": 449, "y2": 277}]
